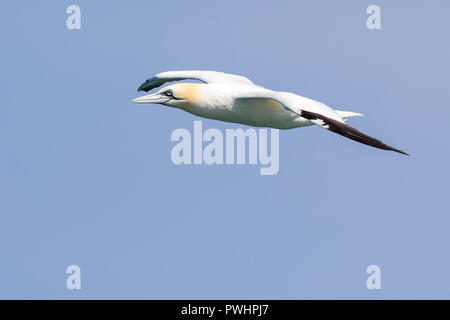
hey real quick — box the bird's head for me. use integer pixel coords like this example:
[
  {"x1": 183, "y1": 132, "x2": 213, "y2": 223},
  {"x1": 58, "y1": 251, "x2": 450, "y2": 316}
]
[{"x1": 131, "y1": 83, "x2": 200, "y2": 109}]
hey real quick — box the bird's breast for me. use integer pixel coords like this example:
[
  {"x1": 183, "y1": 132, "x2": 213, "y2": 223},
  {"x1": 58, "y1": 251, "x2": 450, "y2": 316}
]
[{"x1": 183, "y1": 91, "x2": 311, "y2": 129}]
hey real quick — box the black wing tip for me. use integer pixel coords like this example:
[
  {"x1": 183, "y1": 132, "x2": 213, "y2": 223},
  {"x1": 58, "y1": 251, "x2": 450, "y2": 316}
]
[
  {"x1": 137, "y1": 84, "x2": 153, "y2": 92},
  {"x1": 301, "y1": 110, "x2": 410, "y2": 156},
  {"x1": 382, "y1": 143, "x2": 409, "y2": 156},
  {"x1": 392, "y1": 149, "x2": 410, "y2": 156},
  {"x1": 137, "y1": 76, "x2": 160, "y2": 92}
]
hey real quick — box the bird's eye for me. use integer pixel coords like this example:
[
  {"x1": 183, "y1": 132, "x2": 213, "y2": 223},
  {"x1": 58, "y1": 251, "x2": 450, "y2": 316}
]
[{"x1": 164, "y1": 89, "x2": 173, "y2": 97}]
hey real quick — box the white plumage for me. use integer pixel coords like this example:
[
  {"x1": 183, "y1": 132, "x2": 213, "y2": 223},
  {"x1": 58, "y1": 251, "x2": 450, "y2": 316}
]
[{"x1": 132, "y1": 70, "x2": 407, "y2": 155}]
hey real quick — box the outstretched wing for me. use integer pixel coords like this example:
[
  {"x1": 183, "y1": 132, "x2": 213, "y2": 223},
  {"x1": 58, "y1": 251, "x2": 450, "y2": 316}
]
[
  {"x1": 236, "y1": 91, "x2": 409, "y2": 155},
  {"x1": 300, "y1": 110, "x2": 409, "y2": 155},
  {"x1": 137, "y1": 70, "x2": 255, "y2": 92}
]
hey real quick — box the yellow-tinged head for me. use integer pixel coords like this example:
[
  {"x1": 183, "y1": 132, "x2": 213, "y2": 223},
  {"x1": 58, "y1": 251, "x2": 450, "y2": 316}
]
[{"x1": 132, "y1": 83, "x2": 201, "y2": 109}]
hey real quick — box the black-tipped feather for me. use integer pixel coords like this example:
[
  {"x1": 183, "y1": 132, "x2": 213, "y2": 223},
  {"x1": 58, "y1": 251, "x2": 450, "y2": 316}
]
[
  {"x1": 301, "y1": 110, "x2": 409, "y2": 156},
  {"x1": 137, "y1": 76, "x2": 187, "y2": 92}
]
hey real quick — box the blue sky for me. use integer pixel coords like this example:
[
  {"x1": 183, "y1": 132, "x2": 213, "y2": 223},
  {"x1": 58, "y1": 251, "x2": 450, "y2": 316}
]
[{"x1": 1, "y1": 1, "x2": 449, "y2": 299}]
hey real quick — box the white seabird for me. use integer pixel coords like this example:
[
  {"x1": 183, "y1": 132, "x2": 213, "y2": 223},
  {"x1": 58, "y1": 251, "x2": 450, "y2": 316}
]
[{"x1": 132, "y1": 70, "x2": 408, "y2": 155}]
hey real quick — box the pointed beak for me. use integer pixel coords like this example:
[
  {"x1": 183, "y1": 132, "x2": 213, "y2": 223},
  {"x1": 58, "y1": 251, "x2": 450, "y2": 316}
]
[{"x1": 131, "y1": 92, "x2": 167, "y2": 104}]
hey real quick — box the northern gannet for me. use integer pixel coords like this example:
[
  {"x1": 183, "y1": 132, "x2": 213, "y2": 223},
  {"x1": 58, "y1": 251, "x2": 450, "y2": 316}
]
[{"x1": 132, "y1": 70, "x2": 408, "y2": 155}]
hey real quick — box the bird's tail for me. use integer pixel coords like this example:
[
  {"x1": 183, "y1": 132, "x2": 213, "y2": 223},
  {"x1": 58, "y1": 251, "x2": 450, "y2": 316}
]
[{"x1": 334, "y1": 110, "x2": 364, "y2": 121}]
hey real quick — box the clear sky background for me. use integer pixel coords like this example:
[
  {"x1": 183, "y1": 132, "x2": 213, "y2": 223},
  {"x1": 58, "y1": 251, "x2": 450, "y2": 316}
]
[{"x1": 1, "y1": 1, "x2": 449, "y2": 299}]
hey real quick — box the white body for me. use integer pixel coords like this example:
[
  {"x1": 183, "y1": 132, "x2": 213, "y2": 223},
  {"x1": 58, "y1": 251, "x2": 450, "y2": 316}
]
[
  {"x1": 133, "y1": 71, "x2": 360, "y2": 129},
  {"x1": 180, "y1": 83, "x2": 314, "y2": 129},
  {"x1": 131, "y1": 70, "x2": 407, "y2": 155}
]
